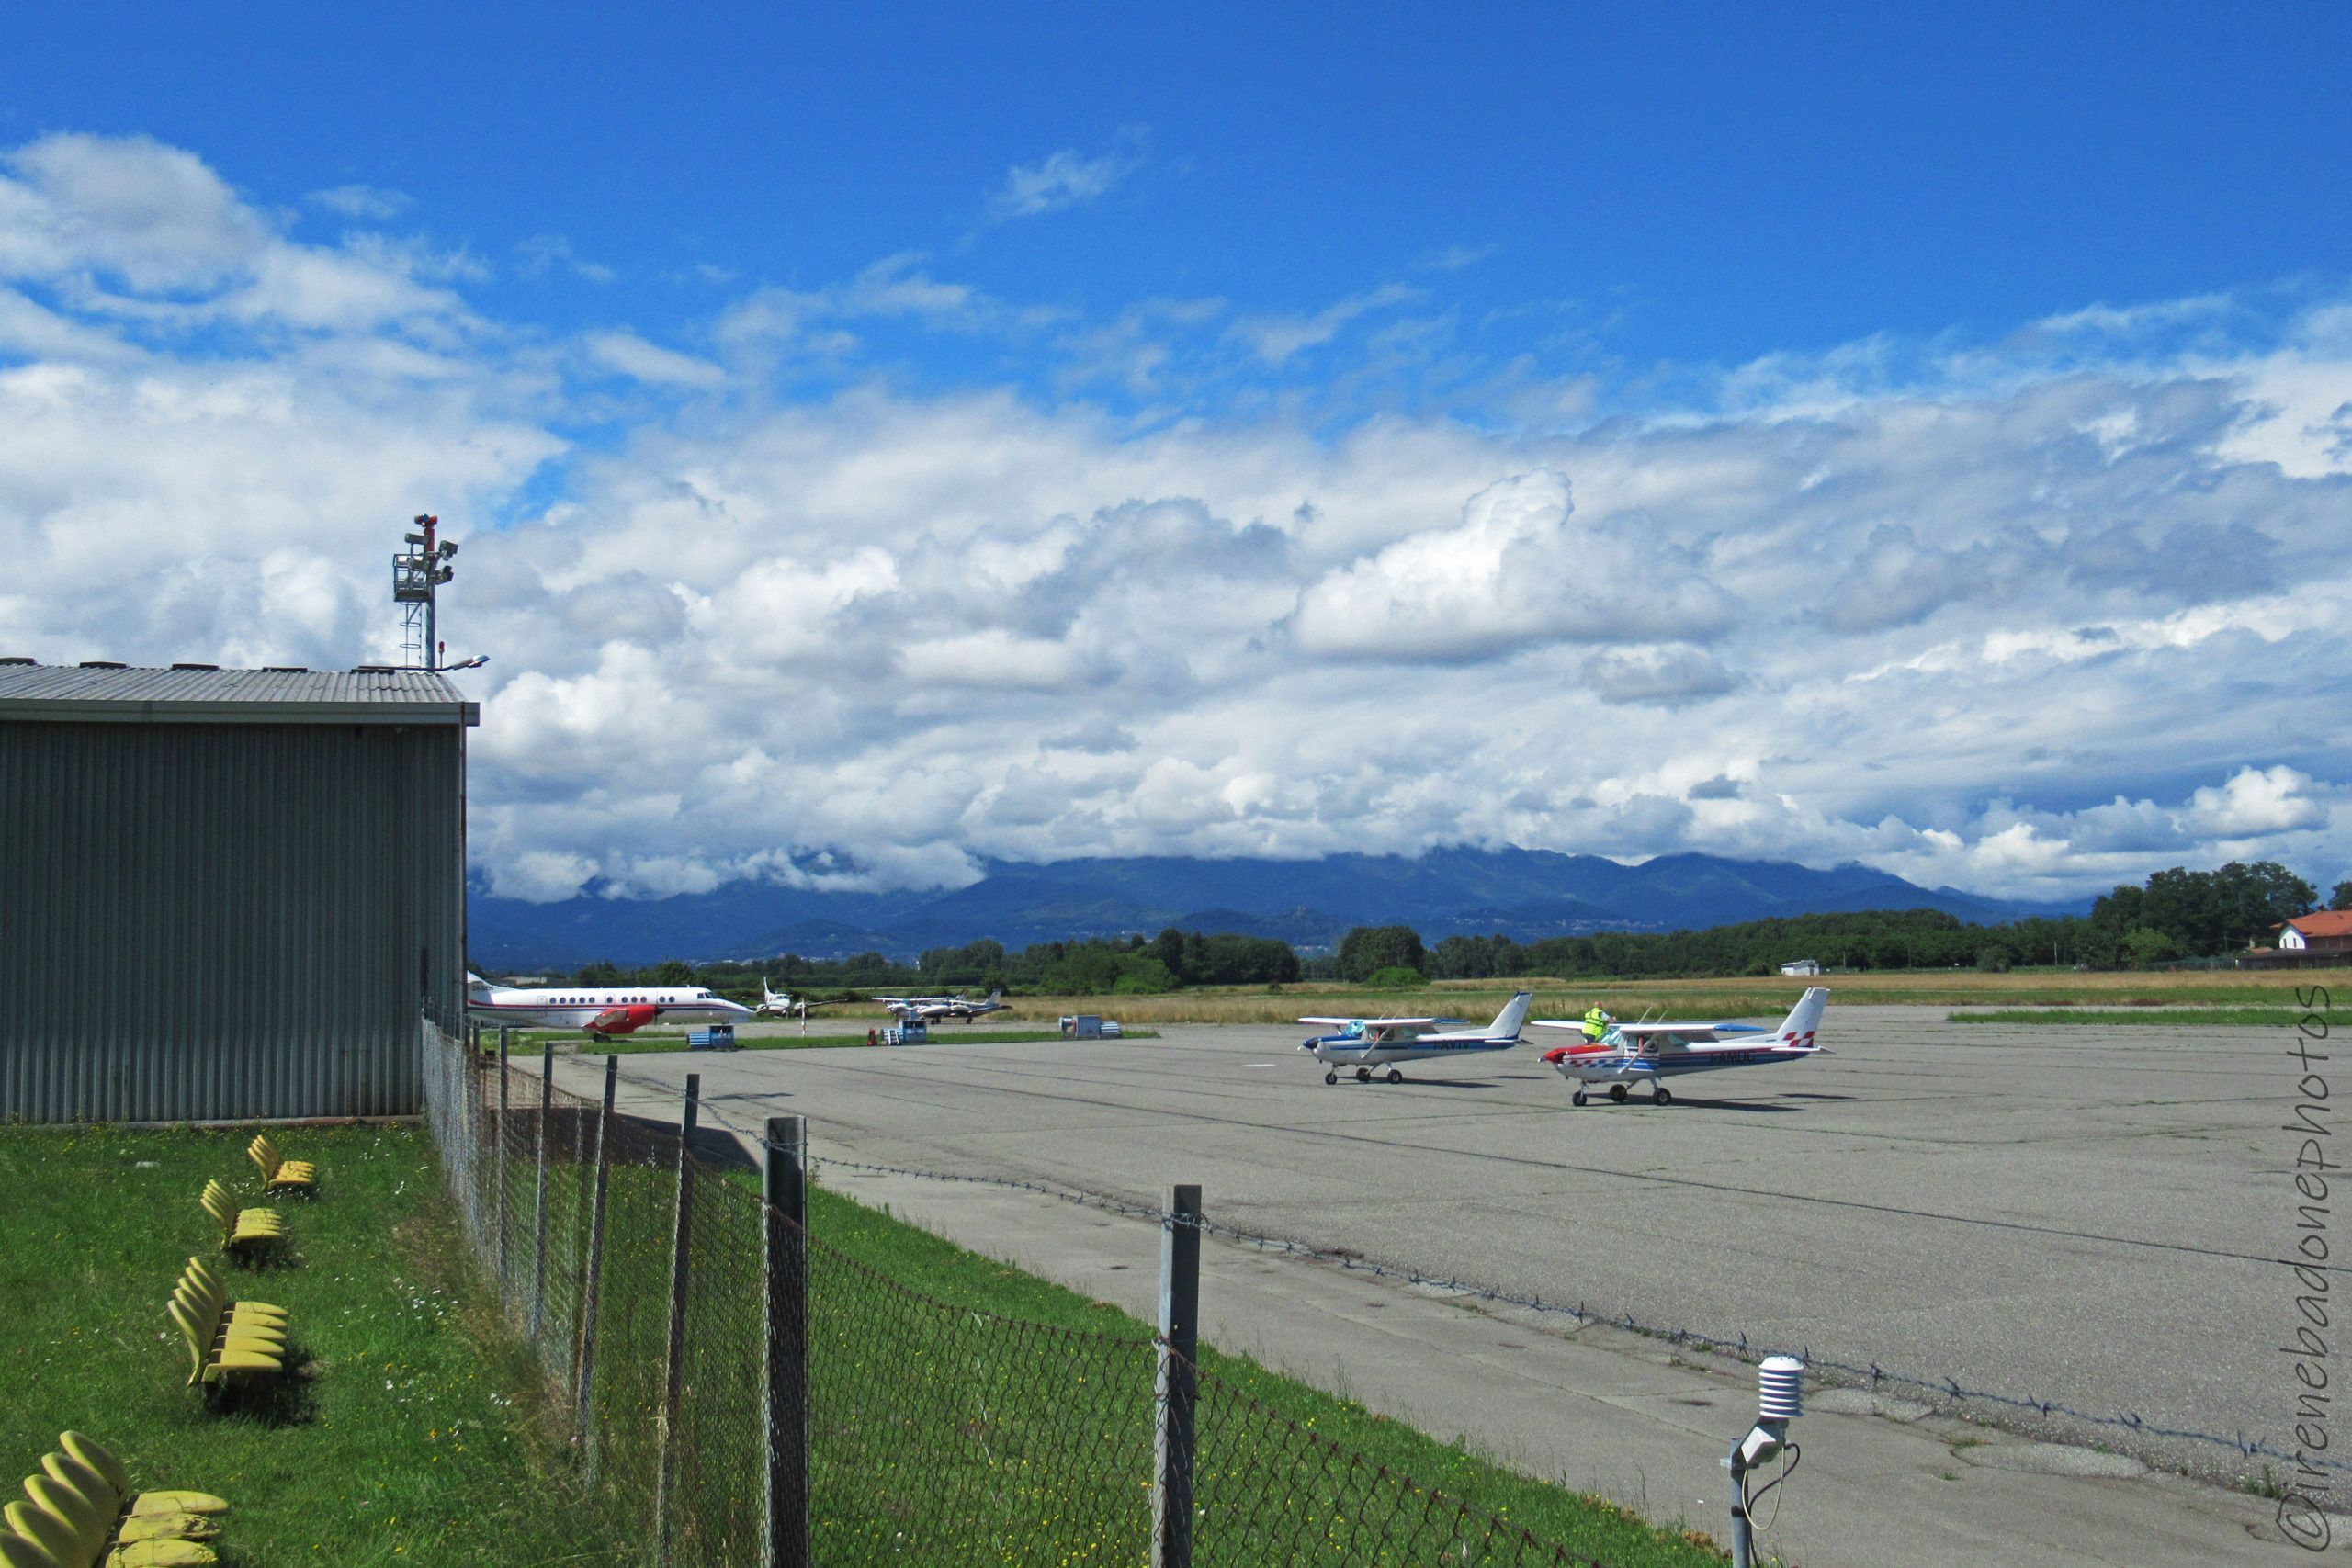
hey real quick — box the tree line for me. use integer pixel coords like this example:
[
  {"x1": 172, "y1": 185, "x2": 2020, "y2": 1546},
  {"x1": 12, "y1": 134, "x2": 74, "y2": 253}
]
[{"x1": 542, "y1": 861, "x2": 2346, "y2": 995}]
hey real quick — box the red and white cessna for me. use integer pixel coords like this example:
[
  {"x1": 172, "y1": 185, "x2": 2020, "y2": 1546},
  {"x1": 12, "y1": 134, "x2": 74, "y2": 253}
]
[
  {"x1": 466, "y1": 973, "x2": 753, "y2": 1038},
  {"x1": 1531, "y1": 987, "x2": 1829, "y2": 1106}
]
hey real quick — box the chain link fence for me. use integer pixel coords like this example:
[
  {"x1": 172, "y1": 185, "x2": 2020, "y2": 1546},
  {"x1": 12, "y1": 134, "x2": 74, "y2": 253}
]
[{"x1": 418, "y1": 1021, "x2": 1613, "y2": 1566}]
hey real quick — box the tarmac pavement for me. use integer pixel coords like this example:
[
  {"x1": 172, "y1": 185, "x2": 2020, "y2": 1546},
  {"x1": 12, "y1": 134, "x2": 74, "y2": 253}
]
[{"x1": 534, "y1": 1006, "x2": 2345, "y2": 1563}]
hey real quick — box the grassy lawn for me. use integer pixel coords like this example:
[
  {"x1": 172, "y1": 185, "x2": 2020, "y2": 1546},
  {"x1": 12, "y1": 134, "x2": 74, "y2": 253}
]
[
  {"x1": 793, "y1": 1178, "x2": 1726, "y2": 1566},
  {"x1": 981, "y1": 968, "x2": 2330, "y2": 1024},
  {"x1": 0, "y1": 1123, "x2": 590, "y2": 1567},
  {"x1": 1950, "y1": 1005, "x2": 2327, "y2": 1026}
]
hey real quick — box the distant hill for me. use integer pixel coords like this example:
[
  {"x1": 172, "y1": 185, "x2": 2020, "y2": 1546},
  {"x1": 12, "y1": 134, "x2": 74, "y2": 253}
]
[{"x1": 467, "y1": 849, "x2": 2086, "y2": 969}]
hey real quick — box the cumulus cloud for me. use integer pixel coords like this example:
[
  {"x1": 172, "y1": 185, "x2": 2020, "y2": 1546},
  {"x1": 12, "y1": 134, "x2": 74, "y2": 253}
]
[{"x1": 5, "y1": 131, "x2": 2351, "y2": 905}]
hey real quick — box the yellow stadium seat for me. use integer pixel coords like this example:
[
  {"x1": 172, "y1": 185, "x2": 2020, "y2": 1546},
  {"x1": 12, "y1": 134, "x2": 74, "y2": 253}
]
[
  {"x1": 245, "y1": 1135, "x2": 314, "y2": 1194},
  {"x1": 196, "y1": 1182, "x2": 285, "y2": 1257},
  {"x1": 3, "y1": 1438, "x2": 229, "y2": 1568}
]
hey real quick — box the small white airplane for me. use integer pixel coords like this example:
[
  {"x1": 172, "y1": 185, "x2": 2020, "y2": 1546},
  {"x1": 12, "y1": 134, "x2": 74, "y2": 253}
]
[
  {"x1": 466, "y1": 973, "x2": 753, "y2": 1038},
  {"x1": 1531, "y1": 987, "x2": 1830, "y2": 1106},
  {"x1": 876, "y1": 990, "x2": 1009, "y2": 1024},
  {"x1": 1297, "y1": 992, "x2": 1534, "y2": 1085},
  {"x1": 752, "y1": 982, "x2": 839, "y2": 1019}
]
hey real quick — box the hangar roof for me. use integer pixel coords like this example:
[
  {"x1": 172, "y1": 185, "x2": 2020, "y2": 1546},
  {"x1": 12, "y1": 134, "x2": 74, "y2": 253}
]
[{"x1": 0, "y1": 661, "x2": 481, "y2": 726}]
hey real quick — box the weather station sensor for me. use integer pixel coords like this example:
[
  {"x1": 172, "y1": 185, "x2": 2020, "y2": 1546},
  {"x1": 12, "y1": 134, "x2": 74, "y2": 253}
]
[
  {"x1": 1722, "y1": 1355, "x2": 1804, "y2": 1568},
  {"x1": 392, "y1": 513, "x2": 489, "y2": 672}
]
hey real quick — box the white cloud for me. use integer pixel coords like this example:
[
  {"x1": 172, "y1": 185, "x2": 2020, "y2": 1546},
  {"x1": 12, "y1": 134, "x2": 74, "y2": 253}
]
[
  {"x1": 5, "y1": 132, "x2": 2351, "y2": 906},
  {"x1": 1231, "y1": 283, "x2": 1421, "y2": 367},
  {"x1": 584, "y1": 331, "x2": 726, "y2": 389},
  {"x1": 515, "y1": 233, "x2": 616, "y2": 284},
  {"x1": 989, "y1": 134, "x2": 1146, "y2": 220},
  {"x1": 307, "y1": 184, "x2": 413, "y2": 221}
]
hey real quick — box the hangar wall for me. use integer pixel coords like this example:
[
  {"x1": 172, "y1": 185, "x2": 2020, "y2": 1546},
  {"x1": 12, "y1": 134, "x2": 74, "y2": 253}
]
[{"x1": 0, "y1": 672, "x2": 471, "y2": 1122}]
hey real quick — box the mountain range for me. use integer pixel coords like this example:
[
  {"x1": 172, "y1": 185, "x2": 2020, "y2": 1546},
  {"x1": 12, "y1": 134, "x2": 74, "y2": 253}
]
[{"x1": 467, "y1": 849, "x2": 2089, "y2": 970}]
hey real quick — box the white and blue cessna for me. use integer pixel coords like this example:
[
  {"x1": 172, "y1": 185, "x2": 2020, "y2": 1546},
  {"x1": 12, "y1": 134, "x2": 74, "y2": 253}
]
[
  {"x1": 1297, "y1": 992, "x2": 1534, "y2": 1085},
  {"x1": 1531, "y1": 987, "x2": 1830, "y2": 1105}
]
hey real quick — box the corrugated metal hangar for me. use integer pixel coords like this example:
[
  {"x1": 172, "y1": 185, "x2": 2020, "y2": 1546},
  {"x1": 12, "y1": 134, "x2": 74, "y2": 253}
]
[{"x1": 0, "y1": 661, "x2": 478, "y2": 1122}]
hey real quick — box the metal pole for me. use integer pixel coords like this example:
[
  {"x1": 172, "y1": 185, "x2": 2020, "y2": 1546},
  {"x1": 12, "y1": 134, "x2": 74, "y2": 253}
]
[
  {"x1": 1728, "y1": 1439, "x2": 1754, "y2": 1568},
  {"x1": 764, "y1": 1116, "x2": 811, "y2": 1568},
  {"x1": 532, "y1": 1040, "x2": 553, "y2": 1339},
  {"x1": 495, "y1": 1028, "x2": 511, "y2": 1289},
  {"x1": 1153, "y1": 1184, "x2": 1202, "y2": 1568},
  {"x1": 576, "y1": 1056, "x2": 617, "y2": 1484},
  {"x1": 655, "y1": 1074, "x2": 702, "y2": 1563}
]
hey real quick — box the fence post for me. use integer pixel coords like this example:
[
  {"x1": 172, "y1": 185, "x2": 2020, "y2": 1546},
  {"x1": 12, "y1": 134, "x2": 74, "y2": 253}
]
[
  {"x1": 764, "y1": 1116, "x2": 811, "y2": 1568},
  {"x1": 576, "y1": 1055, "x2": 617, "y2": 1486},
  {"x1": 532, "y1": 1039, "x2": 553, "y2": 1338},
  {"x1": 495, "y1": 1028, "x2": 512, "y2": 1288},
  {"x1": 1154, "y1": 1183, "x2": 1202, "y2": 1568},
  {"x1": 655, "y1": 1073, "x2": 702, "y2": 1563}
]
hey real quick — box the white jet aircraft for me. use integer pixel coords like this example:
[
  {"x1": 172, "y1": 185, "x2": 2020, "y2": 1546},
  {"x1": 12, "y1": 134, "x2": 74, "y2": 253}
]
[
  {"x1": 1297, "y1": 992, "x2": 1534, "y2": 1085},
  {"x1": 1531, "y1": 987, "x2": 1829, "y2": 1105},
  {"x1": 466, "y1": 973, "x2": 752, "y2": 1038}
]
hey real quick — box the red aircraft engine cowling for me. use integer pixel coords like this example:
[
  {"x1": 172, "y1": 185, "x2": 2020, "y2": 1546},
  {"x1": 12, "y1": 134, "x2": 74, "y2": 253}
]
[
  {"x1": 585, "y1": 1004, "x2": 661, "y2": 1037},
  {"x1": 1540, "y1": 1046, "x2": 1570, "y2": 1064}
]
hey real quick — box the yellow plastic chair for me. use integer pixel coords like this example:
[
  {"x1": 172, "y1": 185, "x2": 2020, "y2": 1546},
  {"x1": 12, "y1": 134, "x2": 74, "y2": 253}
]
[
  {"x1": 196, "y1": 1182, "x2": 284, "y2": 1256},
  {"x1": 56, "y1": 1437, "x2": 223, "y2": 1524},
  {"x1": 178, "y1": 1260, "x2": 284, "y2": 1325},
  {"x1": 245, "y1": 1135, "x2": 314, "y2": 1194},
  {"x1": 166, "y1": 1300, "x2": 281, "y2": 1390},
  {"x1": 0, "y1": 1530, "x2": 56, "y2": 1568}
]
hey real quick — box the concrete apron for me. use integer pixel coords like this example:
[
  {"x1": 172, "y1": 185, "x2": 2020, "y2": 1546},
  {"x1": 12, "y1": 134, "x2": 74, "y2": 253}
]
[
  {"x1": 811, "y1": 1158, "x2": 2327, "y2": 1568},
  {"x1": 541, "y1": 1053, "x2": 2336, "y2": 1565}
]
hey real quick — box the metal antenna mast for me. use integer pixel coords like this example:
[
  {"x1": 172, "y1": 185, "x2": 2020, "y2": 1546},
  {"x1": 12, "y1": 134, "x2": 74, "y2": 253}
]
[{"x1": 392, "y1": 514, "x2": 468, "y2": 671}]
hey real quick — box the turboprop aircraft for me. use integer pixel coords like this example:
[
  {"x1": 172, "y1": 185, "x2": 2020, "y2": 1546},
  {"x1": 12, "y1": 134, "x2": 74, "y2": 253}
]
[
  {"x1": 753, "y1": 982, "x2": 839, "y2": 1019},
  {"x1": 1530, "y1": 987, "x2": 1829, "y2": 1105},
  {"x1": 1297, "y1": 992, "x2": 1533, "y2": 1085},
  {"x1": 466, "y1": 973, "x2": 753, "y2": 1038},
  {"x1": 876, "y1": 990, "x2": 1008, "y2": 1023}
]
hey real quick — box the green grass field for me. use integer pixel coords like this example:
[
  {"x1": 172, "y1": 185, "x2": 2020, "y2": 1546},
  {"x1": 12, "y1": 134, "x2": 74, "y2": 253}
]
[
  {"x1": 973, "y1": 967, "x2": 2332, "y2": 1025},
  {"x1": 791, "y1": 1178, "x2": 1726, "y2": 1566},
  {"x1": 1949, "y1": 1006, "x2": 2322, "y2": 1027},
  {"x1": 0, "y1": 1123, "x2": 587, "y2": 1566}
]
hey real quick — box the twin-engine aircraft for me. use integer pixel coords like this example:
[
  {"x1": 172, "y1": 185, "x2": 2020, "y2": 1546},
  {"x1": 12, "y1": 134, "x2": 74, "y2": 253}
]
[
  {"x1": 465, "y1": 974, "x2": 753, "y2": 1038},
  {"x1": 753, "y1": 983, "x2": 842, "y2": 1019},
  {"x1": 1532, "y1": 987, "x2": 1829, "y2": 1105},
  {"x1": 876, "y1": 990, "x2": 1009, "y2": 1023},
  {"x1": 1298, "y1": 992, "x2": 1535, "y2": 1084}
]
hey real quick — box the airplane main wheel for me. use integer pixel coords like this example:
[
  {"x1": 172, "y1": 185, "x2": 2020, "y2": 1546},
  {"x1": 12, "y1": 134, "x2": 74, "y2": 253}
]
[
  {"x1": 1386, "y1": 1068, "x2": 1404, "y2": 1085},
  {"x1": 1654, "y1": 1085, "x2": 1673, "y2": 1105},
  {"x1": 1325, "y1": 1069, "x2": 1338, "y2": 1085},
  {"x1": 1571, "y1": 1089, "x2": 1589, "y2": 1106},
  {"x1": 1609, "y1": 1083, "x2": 1630, "y2": 1103},
  {"x1": 1355, "y1": 1066, "x2": 1372, "y2": 1083}
]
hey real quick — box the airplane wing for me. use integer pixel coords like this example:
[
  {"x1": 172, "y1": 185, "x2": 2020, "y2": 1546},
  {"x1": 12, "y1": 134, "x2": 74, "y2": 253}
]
[
  {"x1": 1298, "y1": 1016, "x2": 1362, "y2": 1026},
  {"x1": 1613, "y1": 1022, "x2": 1727, "y2": 1043}
]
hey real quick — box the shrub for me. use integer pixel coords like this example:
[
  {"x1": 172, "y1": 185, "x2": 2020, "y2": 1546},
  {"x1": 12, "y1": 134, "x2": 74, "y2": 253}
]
[{"x1": 1363, "y1": 965, "x2": 1428, "y2": 989}]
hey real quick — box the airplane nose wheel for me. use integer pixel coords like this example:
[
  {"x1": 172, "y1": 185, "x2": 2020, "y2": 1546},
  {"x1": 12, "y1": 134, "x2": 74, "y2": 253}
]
[
  {"x1": 1608, "y1": 1083, "x2": 1629, "y2": 1103},
  {"x1": 1571, "y1": 1089, "x2": 1589, "y2": 1106},
  {"x1": 1355, "y1": 1066, "x2": 1372, "y2": 1083},
  {"x1": 1386, "y1": 1068, "x2": 1404, "y2": 1085},
  {"x1": 1324, "y1": 1069, "x2": 1338, "y2": 1085},
  {"x1": 1653, "y1": 1084, "x2": 1672, "y2": 1105}
]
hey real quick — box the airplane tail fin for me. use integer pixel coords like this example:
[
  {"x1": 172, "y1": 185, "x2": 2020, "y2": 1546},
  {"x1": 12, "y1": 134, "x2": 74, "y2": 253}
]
[
  {"x1": 988, "y1": 990, "x2": 1003, "y2": 1005},
  {"x1": 1776, "y1": 987, "x2": 1829, "y2": 1048},
  {"x1": 1487, "y1": 990, "x2": 1535, "y2": 1040}
]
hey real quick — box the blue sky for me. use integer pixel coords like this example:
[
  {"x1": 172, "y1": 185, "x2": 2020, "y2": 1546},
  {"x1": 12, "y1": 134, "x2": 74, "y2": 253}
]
[
  {"x1": 16, "y1": 4, "x2": 2346, "y2": 382},
  {"x1": 1, "y1": 6, "x2": 2348, "y2": 903}
]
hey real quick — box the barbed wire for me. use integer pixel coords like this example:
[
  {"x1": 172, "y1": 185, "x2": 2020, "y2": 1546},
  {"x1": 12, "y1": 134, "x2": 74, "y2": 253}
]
[{"x1": 788, "y1": 1145, "x2": 2348, "y2": 1479}]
